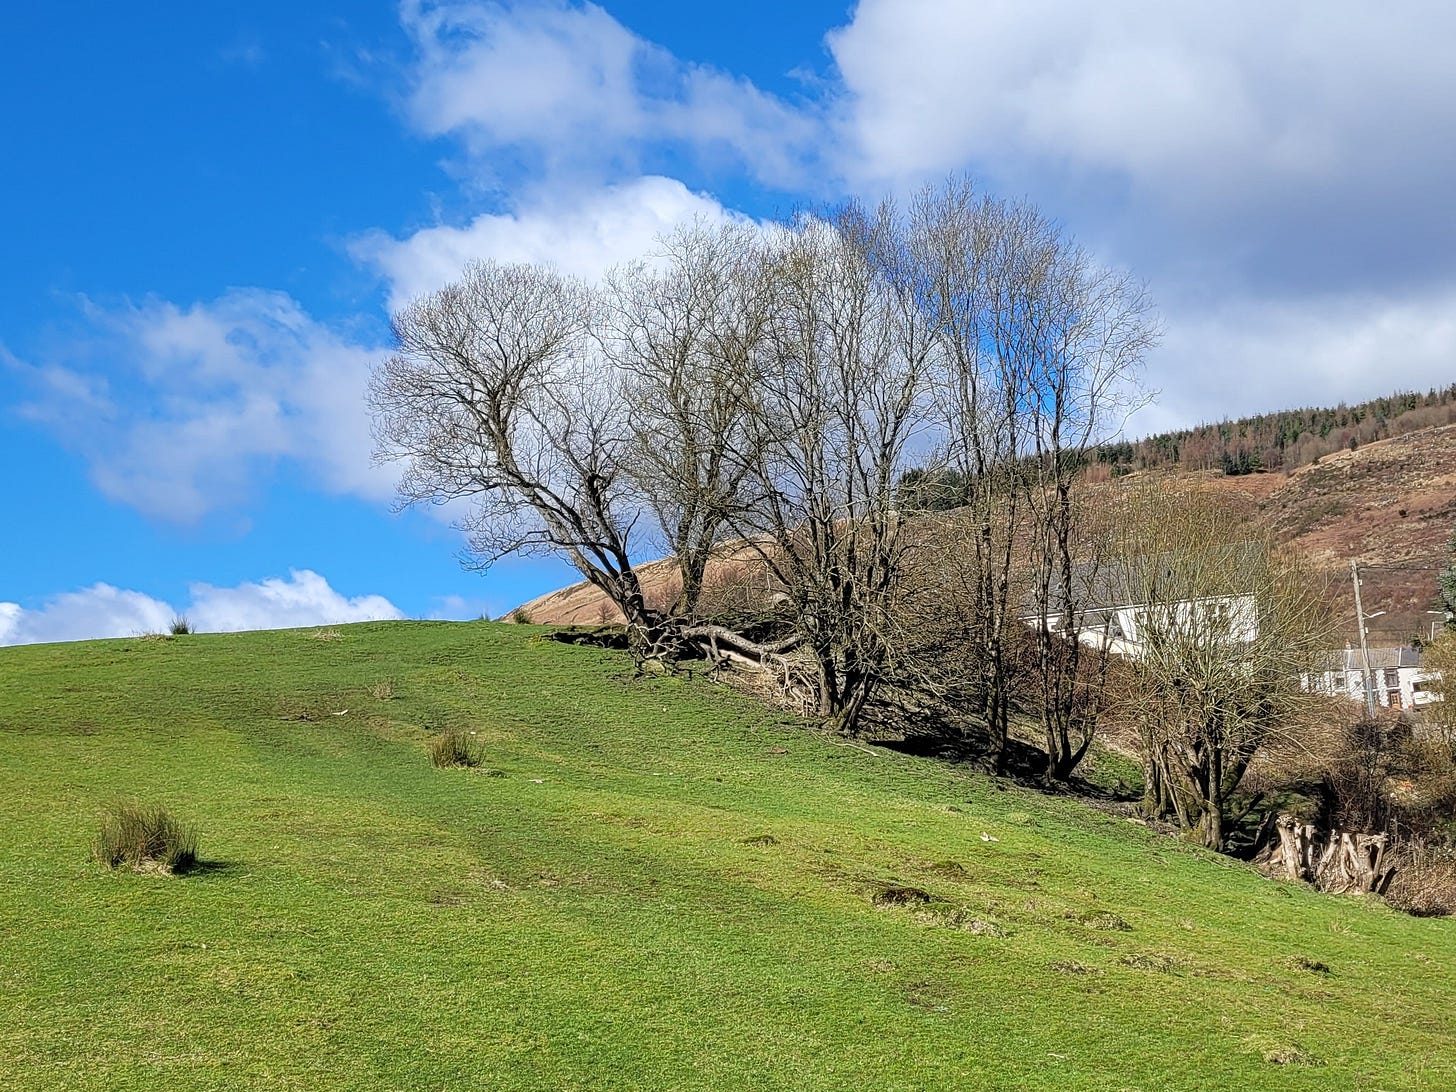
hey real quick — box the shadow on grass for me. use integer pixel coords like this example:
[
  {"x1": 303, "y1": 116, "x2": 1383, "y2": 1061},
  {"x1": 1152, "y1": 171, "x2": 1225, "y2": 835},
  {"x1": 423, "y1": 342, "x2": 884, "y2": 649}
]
[
  {"x1": 871, "y1": 714, "x2": 1141, "y2": 805},
  {"x1": 879, "y1": 730, "x2": 1049, "y2": 779},
  {"x1": 182, "y1": 859, "x2": 244, "y2": 879}
]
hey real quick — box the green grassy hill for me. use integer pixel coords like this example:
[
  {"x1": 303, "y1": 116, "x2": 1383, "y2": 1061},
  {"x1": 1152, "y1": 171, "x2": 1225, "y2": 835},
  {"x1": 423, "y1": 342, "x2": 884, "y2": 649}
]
[{"x1": 2, "y1": 622, "x2": 1453, "y2": 1090}]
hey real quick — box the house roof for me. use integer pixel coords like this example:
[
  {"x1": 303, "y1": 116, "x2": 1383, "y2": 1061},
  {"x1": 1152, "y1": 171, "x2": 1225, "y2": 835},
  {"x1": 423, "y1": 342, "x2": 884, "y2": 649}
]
[
  {"x1": 1024, "y1": 544, "x2": 1264, "y2": 620},
  {"x1": 1326, "y1": 646, "x2": 1422, "y2": 672}
]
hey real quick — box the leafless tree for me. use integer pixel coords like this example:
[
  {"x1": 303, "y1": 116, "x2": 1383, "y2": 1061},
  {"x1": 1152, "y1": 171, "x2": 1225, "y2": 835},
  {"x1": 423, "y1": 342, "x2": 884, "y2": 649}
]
[
  {"x1": 881, "y1": 506, "x2": 1038, "y2": 749},
  {"x1": 727, "y1": 202, "x2": 938, "y2": 732},
  {"x1": 601, "y1": 220, "x2": 771, "y2": 618},
  {"x1": 908, "y1": 180, "x2": 1031, "y2": 769},
  {"x1": 907, "y1": 178, "x2": 1155, "y2": 776},
  {"x1": 370, "y1": 260, "x2": 659, "y2": 635},
  {"x1": 1012, "y1": 221, "x2": 1156, "y2": 780},
  {"x1": 1111, "y1": 484, "x2": 1334, "y2": 850}
]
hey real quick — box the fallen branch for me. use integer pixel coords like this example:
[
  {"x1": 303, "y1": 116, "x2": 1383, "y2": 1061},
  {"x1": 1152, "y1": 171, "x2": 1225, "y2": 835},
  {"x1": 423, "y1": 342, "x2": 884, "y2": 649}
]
[{"x1": 831, "y1": 739, "x2": 898, "y2": 759}]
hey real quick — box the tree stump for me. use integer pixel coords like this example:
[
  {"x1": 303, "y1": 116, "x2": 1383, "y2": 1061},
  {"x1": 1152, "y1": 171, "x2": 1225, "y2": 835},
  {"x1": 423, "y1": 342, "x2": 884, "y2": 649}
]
[{"x1": 1254, "y1": 814, "x2": 1393, "y2": 894}]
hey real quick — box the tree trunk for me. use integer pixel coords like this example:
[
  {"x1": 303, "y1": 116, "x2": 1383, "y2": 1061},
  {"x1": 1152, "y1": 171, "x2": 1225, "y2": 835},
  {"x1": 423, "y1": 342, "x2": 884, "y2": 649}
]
[
  {"x1": 827, "y1": 672, "x2": 876, "y2": 736},
  {"x1": 1196, "y1": 806, "x2": 1222, "y2": 852}
]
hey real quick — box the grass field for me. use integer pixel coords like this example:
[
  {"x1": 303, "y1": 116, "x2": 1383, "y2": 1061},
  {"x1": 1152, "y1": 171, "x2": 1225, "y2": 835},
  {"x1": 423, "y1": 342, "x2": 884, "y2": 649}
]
[{"x1": 1, "y1": 621, "x2": 1453, "y2": 1090}]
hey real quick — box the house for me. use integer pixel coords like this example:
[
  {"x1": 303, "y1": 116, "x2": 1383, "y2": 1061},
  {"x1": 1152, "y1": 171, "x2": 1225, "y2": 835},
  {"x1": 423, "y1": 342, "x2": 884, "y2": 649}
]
[
  {"x1": 1025, "y1": 550, "x2": 1259, "y2": 660},
  {"x1": 1305, "y1": 646, "x2": 1437, "y2": 711}
]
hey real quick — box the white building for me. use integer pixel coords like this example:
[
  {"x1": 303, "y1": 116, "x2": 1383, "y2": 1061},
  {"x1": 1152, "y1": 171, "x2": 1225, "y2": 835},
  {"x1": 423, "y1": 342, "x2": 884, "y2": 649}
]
[
  {"x1": 1306, "y1": 646, "x2": 1439, "y2": 711},
  {"x1": 1028, "y1": 553, "x2": 1260, "y2": 660}
]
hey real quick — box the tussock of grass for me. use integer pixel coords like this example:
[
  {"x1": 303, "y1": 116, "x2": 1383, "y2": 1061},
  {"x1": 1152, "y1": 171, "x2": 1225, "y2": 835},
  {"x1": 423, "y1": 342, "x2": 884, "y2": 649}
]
[
  {"x1": 428, "y1": 727, "x2": 483, "y2": 768},
  {"x1": 1051, "y1": 960, "x2": 1102, "y2": 976},
  {"x1": 1075, "y1": 910, "x2": 1133, "y2": 932},
  {"x1": 169, "y1": 615, "x2": 192, "y2": 636},
  {"x1": 94, "y1": 800, "x2": 198, "y2": 874}
]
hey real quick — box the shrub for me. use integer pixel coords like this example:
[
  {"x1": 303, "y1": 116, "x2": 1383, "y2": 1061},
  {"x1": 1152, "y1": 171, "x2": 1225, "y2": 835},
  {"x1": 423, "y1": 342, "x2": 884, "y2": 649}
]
[
  {"x1": 1386, "y1": 839, "x2": 1456, "y2": 917},
  {"x1": 169, "y1": 616, "x2": 192, "y2": 635},
  {"x1": 429, "y1": 728, "x2": 483, "y2": 768},
  {"x1": 95, "y1": 801, "x2": 199, "y2": 874}
]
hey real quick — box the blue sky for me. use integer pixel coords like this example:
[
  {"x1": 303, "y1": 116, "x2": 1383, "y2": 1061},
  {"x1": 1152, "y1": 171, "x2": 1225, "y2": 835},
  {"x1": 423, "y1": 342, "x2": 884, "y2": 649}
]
[{"x1": 4, "y1": 1, "x2": 1454, "y2": 643}]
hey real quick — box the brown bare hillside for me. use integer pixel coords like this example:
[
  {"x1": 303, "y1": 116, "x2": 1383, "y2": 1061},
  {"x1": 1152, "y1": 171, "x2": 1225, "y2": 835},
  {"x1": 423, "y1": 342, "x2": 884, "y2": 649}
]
[
  {"x1": 510, "y1": 541, "x2": 776, "y2": 626},
  {"x1": 1251, "y1": 423, "x2": 1456, "y2": 644},
  {"x1": 508, "y1": 425, "x2": 1456, "y2": 643}
]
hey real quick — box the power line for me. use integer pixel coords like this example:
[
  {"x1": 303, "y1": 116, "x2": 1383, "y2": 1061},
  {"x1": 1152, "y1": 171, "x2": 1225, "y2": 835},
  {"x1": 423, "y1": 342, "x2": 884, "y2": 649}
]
[{"x1": 1352, "y1": 563, "x2": 1449, "y2": 572}]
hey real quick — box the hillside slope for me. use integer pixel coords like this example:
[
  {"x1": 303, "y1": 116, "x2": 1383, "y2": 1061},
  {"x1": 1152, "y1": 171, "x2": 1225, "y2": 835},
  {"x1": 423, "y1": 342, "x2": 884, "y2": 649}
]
[
  {"x1": 1, "y1": 622, "x2": 1454, "y2": 1089},
  {"x1": 515, "y1": 424, "x2": 1456, "y2": 643},
  {"x1": 1252, "y1": 423, "x2": 1456, "y2": 643}
]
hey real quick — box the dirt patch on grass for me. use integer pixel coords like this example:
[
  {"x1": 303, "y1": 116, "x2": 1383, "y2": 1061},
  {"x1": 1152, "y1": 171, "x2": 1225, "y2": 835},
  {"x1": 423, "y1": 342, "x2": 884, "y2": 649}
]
[
  {"x1": 1071, "y1": 910, "x2": 1133, "y2": 932},
  {"x1": 1262, "y1": 1045, "x2": 1324, "y2": 1067},
  {"x1": 873, "y1": 884, "x2": 932, "y2": 907},
  {"x1": 1118, "y1": 952, "x2": 1181, "y2": 974}
]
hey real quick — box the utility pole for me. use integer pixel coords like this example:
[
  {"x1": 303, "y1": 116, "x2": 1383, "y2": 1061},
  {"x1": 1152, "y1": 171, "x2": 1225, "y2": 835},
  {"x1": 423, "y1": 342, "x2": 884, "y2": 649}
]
[{"x1": 1351, "y1": 559, "x2": 1376, "y2": 718}]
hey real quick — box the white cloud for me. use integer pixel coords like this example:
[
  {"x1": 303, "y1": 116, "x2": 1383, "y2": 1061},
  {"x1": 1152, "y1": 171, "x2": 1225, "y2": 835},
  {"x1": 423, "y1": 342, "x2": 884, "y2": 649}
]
[
  {"x1": 16, "y1": 290, "x2": 394, "y2": 523},
  {"x1": 0, "y1": 585, "x2": 174, "y2": 647},
  {"x1": 825, "y1": 1, "x2": 1456, "y2": 288},
  {"x1": 816, "y1": 0, "x2": 1456, "y2": 432},
  {"x1": 355, "y1": 174, "x2": 741, "y2": 309},
  {"x1": 186, "y1": 570, "x2": 405, "y2": 633},
  {"x1": 399, "y1": 0, "x2": 819, "y2": 187},
  {"x1": 404, "y1": 0, "x2": 641, "y2": 150},
  {"x1": 828, "y1": 1, "x2": 1455, "y2": 188},
  {"x1": 0, "y1": 570, "x2": 404, "y2": 647},
  {"x1": 14, "y1": 179, "x2": 751, "y2": 528}
]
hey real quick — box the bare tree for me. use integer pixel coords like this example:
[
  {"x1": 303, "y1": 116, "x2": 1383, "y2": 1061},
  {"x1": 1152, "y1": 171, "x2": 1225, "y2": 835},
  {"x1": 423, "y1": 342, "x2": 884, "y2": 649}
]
[
  {"x1": 601, "y1": 220, "x2": 771, "y2": 618},
  {"x1": 907, "y1": 178, "x2": 1155, "y2": 776},
  {"x1": 992, "y1": 200, "x2": 1157, "y2": 782},
  {"x1": 370, "y1": 260, "x2": 658, "y2": 636},
  {"x1": 909, "y1": 180, "x2": 1031, "y2": 769},
  {"x1": 729, "y1": 202, "x2": 938, "y2": 733},
  {"x1": 882, "y1": 505, "x2": 1037, "y2": 750},
  {"x1": 1111, "y1": 484, "x2": 1334, "y2": 849}
]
